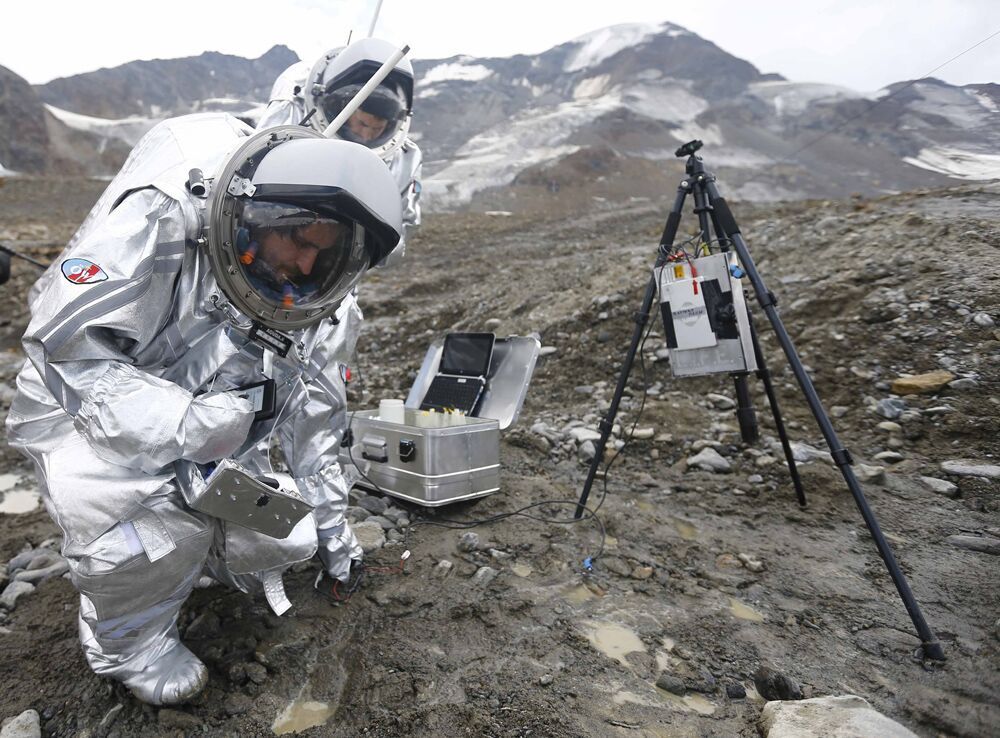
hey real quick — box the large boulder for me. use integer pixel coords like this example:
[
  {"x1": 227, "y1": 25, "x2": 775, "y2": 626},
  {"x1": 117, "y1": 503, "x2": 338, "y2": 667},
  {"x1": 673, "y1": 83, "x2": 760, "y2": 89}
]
[{"x1": 761, "y1": 694, "x2": 918, "y2": 738}]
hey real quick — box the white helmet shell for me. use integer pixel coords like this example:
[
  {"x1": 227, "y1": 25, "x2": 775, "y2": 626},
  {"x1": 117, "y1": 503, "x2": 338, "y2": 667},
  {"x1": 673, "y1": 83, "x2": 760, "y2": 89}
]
[
  {"x1": 305, "y1": 38, "x2": 415, "y2": 160},
  {"x1": 207, "y1": 126, "x2": 402, "y2": 330}
]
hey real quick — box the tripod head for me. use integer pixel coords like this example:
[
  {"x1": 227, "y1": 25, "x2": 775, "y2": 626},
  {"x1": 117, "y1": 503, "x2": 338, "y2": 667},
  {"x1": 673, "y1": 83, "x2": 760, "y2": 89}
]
[
  {"x1": 674, "y1": 139, "x2": 703, "y2": 158},
  {"x1": 675, "y1": 140, "x2": 708, "y2": 177}
]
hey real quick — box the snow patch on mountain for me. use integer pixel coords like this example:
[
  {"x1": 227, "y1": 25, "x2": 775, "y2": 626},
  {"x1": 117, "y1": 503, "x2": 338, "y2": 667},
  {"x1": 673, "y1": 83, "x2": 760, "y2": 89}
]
[
  {"x1": 422, "y1": 62, "x2": 493, "y2": 85},
  {"x1": 670, "y1": 122, "x2": 724, "y2": 147},
  {"x1": 45, "y1": 105, "x2": 160, "y2": 147},
  {"x1": 903, "y1": 146, "x2": 1000, "y2": 180},
  {"x1": 620, "y1": 83, "x2": 709, "y2": 123},
  {"x1": 972, "y1": 92, "x2": 999, "y2": 113},
  {"x1": 426, "y1": 95, "x2": 623, "y2": 206},
  {"x1": 0, "y1": 160, "x2": 17, "y2": 176},
  {"x1": 564, "y1": 22, "x2": 667, "y2": 72},
  {"x1": 906, "y1": 83, "x2": 996, "y2": 130},
  {"x1": 750, "y1": 81, "x2": 864, "y2": 117},
  {"x1": 573, "y1": 75, "x2": 611, "y2": 99}
]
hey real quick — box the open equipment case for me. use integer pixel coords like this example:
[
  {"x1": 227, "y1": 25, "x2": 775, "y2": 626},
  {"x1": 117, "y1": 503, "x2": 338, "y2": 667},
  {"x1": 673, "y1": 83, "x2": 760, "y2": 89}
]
[{"x1": 339, "y1": 335, "x2": 540, "y2": 506}]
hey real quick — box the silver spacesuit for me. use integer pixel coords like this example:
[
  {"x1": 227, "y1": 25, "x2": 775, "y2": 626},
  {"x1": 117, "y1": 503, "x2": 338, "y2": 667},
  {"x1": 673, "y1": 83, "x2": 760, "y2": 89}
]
[
  {"x1": 256, "y1": 37, "x2": 422, "y2": 246},
  {"x1": 6, "y1": 113, "x2": 403, "y2": 705}
]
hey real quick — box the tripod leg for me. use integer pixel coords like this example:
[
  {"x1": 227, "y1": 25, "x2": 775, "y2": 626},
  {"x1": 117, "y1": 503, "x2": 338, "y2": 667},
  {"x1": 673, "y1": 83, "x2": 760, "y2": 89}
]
[
  {"x1": 747, "y1": 310, "x2": 806, "y2": 507},
  {"x1": 693, "y1": 174, "x2": 759, "y2": 447},
  {"x1": 574, "y1": 275, "x2": 657, "y2": 519},
  {"x1": 732, "y1": 371, "x2": 759, "y2": 443},
  {"x1": 575, "y1": 187, "x2": 688, "y2": 519},
  {"x1": 708, "y1": 188, "x2": 945, "y2": 661}
]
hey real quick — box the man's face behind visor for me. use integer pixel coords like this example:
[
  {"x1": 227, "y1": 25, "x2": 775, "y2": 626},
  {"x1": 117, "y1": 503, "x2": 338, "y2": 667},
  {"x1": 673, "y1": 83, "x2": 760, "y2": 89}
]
[
  {"x1": 235, "y1": 201, "x2": 363, "y2": 310},
  {"x1": 257, "y1": 221, "x2": 349, "y2": 283}
]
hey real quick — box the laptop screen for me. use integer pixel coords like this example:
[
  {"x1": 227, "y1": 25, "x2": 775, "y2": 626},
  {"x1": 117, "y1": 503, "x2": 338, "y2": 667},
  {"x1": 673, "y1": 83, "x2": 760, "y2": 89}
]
[{"x1": 439, "y1": 333, "x2": 495, "y2": 377}]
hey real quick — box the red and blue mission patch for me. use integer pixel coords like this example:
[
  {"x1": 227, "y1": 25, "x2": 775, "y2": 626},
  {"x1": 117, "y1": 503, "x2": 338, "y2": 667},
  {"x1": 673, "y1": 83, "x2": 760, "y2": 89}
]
[{"x1": 61, "y1": 258, "x2": 108, "y2": 284}]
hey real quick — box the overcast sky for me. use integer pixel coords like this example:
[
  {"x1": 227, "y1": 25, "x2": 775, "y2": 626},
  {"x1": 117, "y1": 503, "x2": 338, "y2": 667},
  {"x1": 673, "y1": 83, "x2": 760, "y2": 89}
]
[{"x1": 4, "y1": 0, "x2": 999, "y2": 92}]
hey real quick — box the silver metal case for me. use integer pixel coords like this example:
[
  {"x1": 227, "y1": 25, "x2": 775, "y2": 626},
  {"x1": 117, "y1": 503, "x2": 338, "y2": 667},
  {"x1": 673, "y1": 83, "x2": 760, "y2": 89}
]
[
  {"x1": 340, "y1": 336, "x2": 539, "y2": 506},
  {"x1": 189, "y1": 459, "x2": 314, "y2": 538},
  {"x1": 654, "y1": 251, "x2": 757, "y2": 377}
]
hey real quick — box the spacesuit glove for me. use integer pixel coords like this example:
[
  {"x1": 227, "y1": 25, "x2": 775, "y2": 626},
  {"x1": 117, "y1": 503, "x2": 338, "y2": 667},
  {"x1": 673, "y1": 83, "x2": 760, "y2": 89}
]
[{"x1": 316, "y1": 520, "x2": 363, "y2": 582}]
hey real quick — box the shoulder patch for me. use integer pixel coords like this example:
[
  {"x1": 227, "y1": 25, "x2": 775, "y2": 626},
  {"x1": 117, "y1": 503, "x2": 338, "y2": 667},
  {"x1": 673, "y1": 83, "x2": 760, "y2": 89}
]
[{"x1": 61, "y1": 258, "x2": 108, "y2": 284}]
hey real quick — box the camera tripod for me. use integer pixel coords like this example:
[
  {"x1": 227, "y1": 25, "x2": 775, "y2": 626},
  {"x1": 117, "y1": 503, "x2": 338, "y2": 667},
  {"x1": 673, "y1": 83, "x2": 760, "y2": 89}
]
[{"x1": 574, "y1": 141, "x2": 945, "y2": 661}]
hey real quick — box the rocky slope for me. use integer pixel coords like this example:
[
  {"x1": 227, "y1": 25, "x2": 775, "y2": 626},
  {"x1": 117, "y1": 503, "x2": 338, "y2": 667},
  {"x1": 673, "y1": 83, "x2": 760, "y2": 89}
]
[
  {"x1": 0, "y1": 175, "x2": 997, "y2": 736},
  {"x1": 36, "y1": 45, "x2": 298, "y2": 119}
]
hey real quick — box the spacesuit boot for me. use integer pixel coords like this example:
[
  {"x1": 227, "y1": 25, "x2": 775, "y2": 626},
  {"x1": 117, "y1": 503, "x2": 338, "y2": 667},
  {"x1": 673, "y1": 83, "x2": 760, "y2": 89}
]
[
  {"x1": 79, "y1": 595, "x2": 208, "y2": 705},
  {"x1": 68, "y1": 495, "x2": 215, "y2": 705}
]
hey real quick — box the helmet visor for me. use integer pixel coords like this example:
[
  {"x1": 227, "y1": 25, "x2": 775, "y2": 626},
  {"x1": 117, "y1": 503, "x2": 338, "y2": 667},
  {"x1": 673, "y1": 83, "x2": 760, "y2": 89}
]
[
  {"x1": 233, "y1": 201, "x2": 368, "y2": 310},
  {"x1": 322, "y1": 82, "x2": 407, "y2": 149}
]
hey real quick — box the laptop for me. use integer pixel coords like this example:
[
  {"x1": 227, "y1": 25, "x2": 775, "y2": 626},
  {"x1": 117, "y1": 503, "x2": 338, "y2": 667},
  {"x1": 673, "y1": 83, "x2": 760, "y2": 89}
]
[{"x1": 419, "y1": 332, "x2": 496, "y2": 414}]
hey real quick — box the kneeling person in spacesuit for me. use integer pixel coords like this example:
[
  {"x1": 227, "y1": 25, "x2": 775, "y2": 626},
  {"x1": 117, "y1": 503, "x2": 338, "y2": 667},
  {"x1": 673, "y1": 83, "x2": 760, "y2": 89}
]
[{"x1": 6, "y1": 114, "x2": 402, "y2": 705}]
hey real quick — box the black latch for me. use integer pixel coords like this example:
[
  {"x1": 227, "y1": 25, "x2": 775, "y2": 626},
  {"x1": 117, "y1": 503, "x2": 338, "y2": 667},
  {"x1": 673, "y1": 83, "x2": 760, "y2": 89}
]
[{"x1": 399, "y1": 439, "x2": 417, "y2": 463}]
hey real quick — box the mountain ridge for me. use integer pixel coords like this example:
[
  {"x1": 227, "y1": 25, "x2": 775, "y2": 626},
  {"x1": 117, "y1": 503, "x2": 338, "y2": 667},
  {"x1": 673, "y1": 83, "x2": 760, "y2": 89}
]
[{"x1": 1, "y1": 25, "x2": 996, "y2": 204}]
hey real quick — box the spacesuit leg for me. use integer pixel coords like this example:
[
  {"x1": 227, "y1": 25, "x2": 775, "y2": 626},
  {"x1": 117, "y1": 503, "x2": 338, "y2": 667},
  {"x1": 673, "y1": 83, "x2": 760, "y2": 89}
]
[{"x1": 67, "y1": 489, "x2": 215, "y2": 705}]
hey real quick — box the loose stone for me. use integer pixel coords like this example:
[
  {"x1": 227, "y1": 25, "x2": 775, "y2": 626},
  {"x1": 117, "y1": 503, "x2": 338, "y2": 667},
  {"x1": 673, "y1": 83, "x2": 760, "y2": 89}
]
[
  {"x1": 760, "y1": 694, "x2": 918, "y2": 738},
  {"x1": 655, "y1": 673, "x2": 687, "y2": 695},
  {"x1": 940, "y1": 460, "x2": 1000, "y2": 478},
  {"x1": 0, "y1": 581, "x2": 36, "y2": 610},
  {"x1": 754, "y1": 665, "x2": 803, "y2": 701},
  {"x1": 473, "y1": 566, "x2": 499, "y2": 586},
  {"x1": 458, "y1": 532, "x2": 480, "y2": 552},
  {"x1": 919, "y1": 476, "x2": 958, "y2": 498},
  {"x1": 352, "y1": 521, "x2": 386, "y2": 553},
  {"x1": 0, "y1": 709, "x2": 41, "y2": 738},
  {"x1": 946, "y1": 535, "x2": 1000, "y2": 555},
  {"x1": 687, "y1": 447, "x2": 732, "y2": 473}
]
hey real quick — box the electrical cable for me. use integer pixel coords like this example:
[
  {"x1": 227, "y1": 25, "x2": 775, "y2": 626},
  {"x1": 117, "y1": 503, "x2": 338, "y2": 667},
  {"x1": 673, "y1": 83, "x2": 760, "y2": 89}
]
[{"x1": 591, "y1": 277, "x2": 661, "y2": 517}]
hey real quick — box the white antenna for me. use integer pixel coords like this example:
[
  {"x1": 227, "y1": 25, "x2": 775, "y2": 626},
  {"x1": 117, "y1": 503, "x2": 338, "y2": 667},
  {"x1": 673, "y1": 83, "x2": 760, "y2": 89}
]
[
  {"x1": 368, "y1": 0, "x2": 385, "y2": 37},
  {"x1": 322, "y1": 44, "x2": 410, "y2": 138}
]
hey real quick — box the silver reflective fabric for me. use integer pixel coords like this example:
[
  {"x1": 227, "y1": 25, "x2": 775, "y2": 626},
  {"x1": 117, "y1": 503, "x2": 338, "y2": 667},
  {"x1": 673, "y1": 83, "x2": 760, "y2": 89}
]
[
  {"x1": 257, "y1": 60, "x2": 422, "y2": 260},
  {"x1": 5, "y1": 113, "x2": 373, "y2": 704}
]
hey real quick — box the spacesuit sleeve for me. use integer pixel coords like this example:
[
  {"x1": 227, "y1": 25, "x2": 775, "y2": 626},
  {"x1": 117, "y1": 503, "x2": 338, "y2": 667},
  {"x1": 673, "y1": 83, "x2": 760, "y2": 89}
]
[
  {"x1": 21, "y1": 188, "x2": 254, "y2": 474},
  {"x1": 256, "y1": 99, "x2": 304, "y2": 130},
  {"x1": 401, "y1": 142, "x2": 423, "y2": 231},
  {"x1": 375, "y1": 142, "x2": 423, "y2": 270},
  {"x1": 276, "y1": 296, "x2": 364, "y2": 578}
]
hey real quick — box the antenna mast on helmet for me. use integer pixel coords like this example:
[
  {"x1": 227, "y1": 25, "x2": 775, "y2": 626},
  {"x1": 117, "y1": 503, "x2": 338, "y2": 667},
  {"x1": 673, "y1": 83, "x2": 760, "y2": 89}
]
[
  {"x1": 321, "y1": 44, "x2": 410, "y2": 138},
  {"x1": 368, "y1": 0, "x2": 385, "y2": 36}
]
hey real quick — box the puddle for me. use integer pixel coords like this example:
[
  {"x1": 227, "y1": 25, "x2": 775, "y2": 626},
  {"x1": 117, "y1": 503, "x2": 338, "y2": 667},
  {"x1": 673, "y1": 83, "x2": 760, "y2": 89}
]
[
  {"x1": 672, "y1": 518, "x2": 698, "y2": 540},
  {"x1": 272, "y1": 699, "x2": 334, "y2": 735},
  {"x1": 654, "y1": 689, "x2": 717, "y2": 715},
  {"x1": 616, "y1": 688, "x2": 717, "y2": 716},
  {"x1": 613, "y1": 690, "x2": 657, "y2": 707},
  {"x1": 581, "y1": 621, "x2": 646, "y2": 666},
  {"x1": 0, "y1": 475, "x2": 39, "y2": 514},
  {"x1": 0, "y1": 489, "x2": 41, "y2": 514},
  {"x1": 511, "y1": 563, "x2": 532, "y2": 578},
  {"x1": 562, "y1": 583, "x2": 599, "y2": 604},
  {"x1": 728, "y1": 597, "x2": 765, "y2": 622}
]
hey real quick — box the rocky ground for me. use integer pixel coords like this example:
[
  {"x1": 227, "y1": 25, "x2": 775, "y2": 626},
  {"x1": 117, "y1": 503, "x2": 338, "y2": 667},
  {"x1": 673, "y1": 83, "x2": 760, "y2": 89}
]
[{"x1": 0, "y1": 175, "x2": 998, "y2": 737}]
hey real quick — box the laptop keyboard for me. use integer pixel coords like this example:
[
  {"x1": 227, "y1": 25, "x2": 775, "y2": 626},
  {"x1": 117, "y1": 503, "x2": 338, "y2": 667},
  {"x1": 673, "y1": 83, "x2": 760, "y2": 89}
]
[{"x1": 420, "y1": 376, "x2": 483, "y2": 414}]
